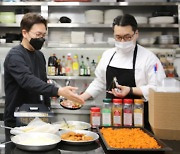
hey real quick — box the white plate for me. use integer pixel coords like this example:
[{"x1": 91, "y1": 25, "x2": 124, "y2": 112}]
[
  {"x1": 11, "y1": 132, "x2": 61, "y2": 151},
  {"x1": 59, "y1": 130, "x2": 99, "y2": 145},
  {"x1": 54, "y1": 121, "x2": 91, "y2": 130}
]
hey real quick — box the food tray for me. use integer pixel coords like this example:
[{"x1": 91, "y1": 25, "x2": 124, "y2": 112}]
[{"x1": 97, "y1": 126, "x2": 172, "y2": 153}]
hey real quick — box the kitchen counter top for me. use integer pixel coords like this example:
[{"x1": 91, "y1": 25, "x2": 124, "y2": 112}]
[{"x1": 1, "y1": 129, "x2": 180, "y2": 154}]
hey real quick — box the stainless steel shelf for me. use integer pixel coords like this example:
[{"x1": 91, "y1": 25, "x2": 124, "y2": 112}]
[
  {"x1": 0, "y1": 23, "x2": 178, "y2": 29},
  {"x1": 47, "y1": 43, "x2": 113, "y2": 48},
  {"x1": 0, "y1": 2, "x2": 43, "y2": 6},
  {"x1": 0, "y1": 2, "x2": 178, "y2": 7},
  {"x1": 47, "y1": 2, "x2": 179, "y2": 7},
  {"x1": 48, "y1": 23, "x2": 112, "y2": 28},
  {"x1": 47, "y1": 76, "x2": 95, "y2": 80},
  {"x1": 142, "y1": 44, "x2": 180, "y2": 49},
  {"x1": 138, "y1": 24, "x2": 179, "y2": 28},
  {"x1": 0, "y1": 23, "x2": 20, "y2": 27}
]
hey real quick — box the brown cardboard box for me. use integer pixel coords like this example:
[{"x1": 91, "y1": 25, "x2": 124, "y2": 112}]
[{"x1": 149, "y1": 89, "x2": 180, "y2": 140}]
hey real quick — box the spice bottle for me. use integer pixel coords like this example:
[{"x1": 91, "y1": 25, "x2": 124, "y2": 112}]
[
  {"x1": 102, "y1": 98, "x2": 112, "y2": 126},
  {"x1": 134, "y1": 99, "x2": 144, "y2": 127},
  {"x1": 112, "y1": 99, "x2": 122, "y2": 126},
  {"x1": 123, "y1": 99, "x2": 133, "y2": 126},
  {"x1": 90, "y1": 107, "x2": 101, "y2": 128}
]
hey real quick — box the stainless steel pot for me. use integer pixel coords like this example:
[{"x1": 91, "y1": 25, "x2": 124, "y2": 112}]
[{"x1": 11, "y1": 132, "x2": 61, "y2": 151}]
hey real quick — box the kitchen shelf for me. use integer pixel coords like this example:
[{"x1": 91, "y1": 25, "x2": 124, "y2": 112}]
[
  {"x1": 1, "y1": 23, "x2": 178, "y2": 29},
  {"x1": 48, "y1": 23, "x2": 179, "y2": 28},
  {"x1": 47, "y1": 76, "x2": 95, "y2": 80},
  {"x1": 47, "y1": 2, "x2": 179, "y2": 7},
  {"x1": 0, "y1": 2, "x2": 43, "y2": 6},
  {"x1": 0, "y1": 23, "x2": 20, "y2": 27},
  {"x1": 47, "y1": 43, "x2": 113, "y2": 48}
]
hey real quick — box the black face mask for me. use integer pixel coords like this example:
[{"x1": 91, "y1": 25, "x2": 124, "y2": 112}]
[{"x1": 29, "y1": 37, "x2": 45, "y2": 50}]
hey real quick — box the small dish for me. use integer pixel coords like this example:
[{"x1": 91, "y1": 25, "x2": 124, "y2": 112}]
[{"x1": 60, "y1": 99, "x2": 83, "y2": 110}]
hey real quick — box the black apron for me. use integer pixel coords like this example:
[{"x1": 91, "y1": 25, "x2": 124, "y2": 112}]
[{"x1": 106, "y1": 45, "x2": 151, "y2": 131}]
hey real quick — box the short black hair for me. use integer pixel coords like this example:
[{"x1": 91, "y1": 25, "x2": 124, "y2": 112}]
[
  {"x1": 112, "y1": 14, "x2": 138, "y2": 32},
  {"x1": 20, "y1": 13, "x2": 47, "y2": 32}
]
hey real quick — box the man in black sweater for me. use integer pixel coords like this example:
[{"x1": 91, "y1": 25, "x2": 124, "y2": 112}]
[{"x1": 3, "y1": 13, "x2": 84, "y2": 127}]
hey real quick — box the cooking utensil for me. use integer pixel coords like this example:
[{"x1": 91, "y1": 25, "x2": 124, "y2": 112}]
[
  {"x1": 63, "y1": 118, "x2": 69, "y2": 128},
  {"x1": 54, "y1": 120, "x2": 91, "y2": 130},
  {"x1": 0, "y1": 141, "x2": 12, "y2": 148},
  {"x1": 11, "y1": 132, "x2": 61, "y2": 151},
  {"x1": 1, "y1": 125, "x2": 13, "y2": 130},
  {"x1": 59, "y1": 129, "x2": 99, "y2": 145}
]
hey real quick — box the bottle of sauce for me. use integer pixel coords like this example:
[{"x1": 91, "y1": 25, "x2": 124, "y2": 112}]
[
  {"x1": 90, "y1": 107, "x2": 101, "y2": 128},
  {"x1": 102, "y1": 98, "x2": 112, "y2": 126},
  {"x1": 123, "y1": 99, "x2": 133, "y2": 126},
  {"x1": 112, "y1": 99, "x2": 122, "y2": 126},
  {"x1": 134, "y1": 99, "x2": 144, "y2": 127},
  {"x1": 48, "y1": 54, "x2": 56, "y2": 76},
  {"x1": 65, "y1": 53, "x2": 73, "y2": 76},
  {"x1": 72, "y1": 54, "x2": 79, "y2": 76},
  {"x1": 61, "y1": 55, "x2": 66, "y2": 76}
]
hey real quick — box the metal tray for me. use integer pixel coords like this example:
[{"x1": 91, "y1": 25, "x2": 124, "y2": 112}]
[
  {"x1": 59, "y1": 130, "x2": 99, "y2": 145},
  {"x1": 97, "y1": 126, "x2": 172, "y2": 153}
]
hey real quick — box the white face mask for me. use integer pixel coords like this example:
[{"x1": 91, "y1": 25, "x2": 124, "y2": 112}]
[{"x1": 115, "y1": 40, "x2": 135, "y2": 54}]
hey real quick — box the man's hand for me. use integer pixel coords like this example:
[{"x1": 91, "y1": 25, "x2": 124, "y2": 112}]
[
  {"x1": 108, "y1": 85, "x2": 130, "y2": 98},
  {"x1": 58, "y1": 86, "x2": 85, "y2": 105}
]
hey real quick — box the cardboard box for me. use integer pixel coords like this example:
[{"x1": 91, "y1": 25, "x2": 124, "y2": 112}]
[{"x1": 149, "y1": 89, "x2": 180, "y2": 140}]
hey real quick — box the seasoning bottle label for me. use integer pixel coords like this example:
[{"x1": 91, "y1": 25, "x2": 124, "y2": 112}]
[
  {"x1": 102, "y1": 109, "x2": 111, "y2": 126},
  {"x1": 113, "y1": 110, "x2": 122, "y2": 126},
  {"x1": 123, "y1": 109, "x2": 132, "y2": 126},
  {"x1": 134, "y1": 109, "x2": 143, "y2": 127},
  {"x1": 92, "y1": 113, "x2": 100, "y2": 127}
]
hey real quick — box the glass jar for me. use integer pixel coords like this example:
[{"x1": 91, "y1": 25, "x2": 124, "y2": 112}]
[
  {"x1": 134, "y1": 99, "x2": 144, "y2": 127},
  {"x1": 112, "y1": 99, "x2": 122, "y2": 126},
  {"x1": 123, "y1": 99, "x2": 133, "y2": 126},
  {"x1": 101, "y1": 98, "x2": 112, "y2": 126},
  {"x1": 90, "y1": 107, "x2": 101, "y2": 128}
]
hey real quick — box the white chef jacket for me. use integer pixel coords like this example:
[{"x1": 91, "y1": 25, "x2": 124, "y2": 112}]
[{"x1": 85, "y1": 44, "x2": 166, "y2": 101}]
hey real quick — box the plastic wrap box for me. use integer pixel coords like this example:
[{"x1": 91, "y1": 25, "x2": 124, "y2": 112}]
[{"x1": 149, "y1": 89, "x2": 180, "y2": 140}]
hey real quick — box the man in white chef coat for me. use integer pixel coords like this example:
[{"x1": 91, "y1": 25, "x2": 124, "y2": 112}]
[{"x1": 81, "y1": 14, "x2": 166, "y2": 130}]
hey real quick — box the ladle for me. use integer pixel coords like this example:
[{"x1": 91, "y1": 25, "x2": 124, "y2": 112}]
[
  {"x1": 0, "y1": 125, "x2": 13, "y2": 130},
  {"x1": 0, "y1": 141, "x2": 12, "y2": 148},
  {"x1": 63, "y1": 118, "x2": 69, "y2": 128}
]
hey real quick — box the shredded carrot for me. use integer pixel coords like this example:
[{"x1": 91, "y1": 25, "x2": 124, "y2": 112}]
[{"x1": 100, "y1": 127, "x2": 161, "y2": 149}]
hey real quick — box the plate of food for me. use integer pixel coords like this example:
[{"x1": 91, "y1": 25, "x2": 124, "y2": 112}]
[
  {"x1": 60, "y1": 99, "x2": 83, "y2": 110},
  {"x1": 59, "y1": 130, "x2": 99, "y2": 145},
  {"x1": 55, "y1": 121, "x2": 91, "y2": 130}
]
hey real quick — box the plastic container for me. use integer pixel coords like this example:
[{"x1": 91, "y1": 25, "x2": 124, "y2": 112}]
[
  {"x1": 102, "y1": 98, "x2": 112, "y2": 126},
  {"x1": 123, "y1": 99, "x2": 133, "y2": 126},
  {"x1": 90, "y1": 107, "x2": 101, "y2": 128},
  {"x1": 112, "y1": 99, "x2": 122, "y2": 126},
  {"x1": 134, "y1": 99, "x2": 144, "y2": 127}
]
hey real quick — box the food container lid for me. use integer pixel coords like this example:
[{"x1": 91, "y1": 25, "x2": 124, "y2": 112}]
[
  {"x1": 103, "y1": 98, "x2": 112, "y2": 103},
  {"x1": 113, "y1": 99, "x2": 122, "y2": 104},
  {"x1": 123, "y1": 99, "x2": 133, "y2": 104},
  {"x1": 91, "y1": 107, "x2": 100, "y2": 112},
  {"x1": 134, "y1": 99, "x2": 144, "y2": 104}
]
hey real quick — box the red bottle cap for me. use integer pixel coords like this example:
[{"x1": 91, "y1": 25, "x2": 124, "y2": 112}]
[
  {"x1": 91, "y1": 107, "x2": 100, "y2": 112},
  {"x1": 123, "y1": 99, "x2": 133, "y2": 104},
  {"x1": 113, "y1": 99, "x2": 122, "y2": 104}
]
